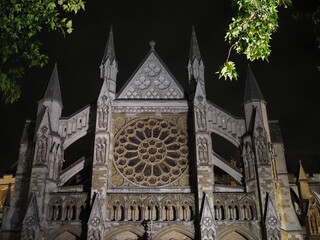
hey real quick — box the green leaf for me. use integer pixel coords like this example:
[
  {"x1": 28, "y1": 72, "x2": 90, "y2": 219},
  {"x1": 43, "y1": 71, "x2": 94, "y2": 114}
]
[
  {"x1": 216, "y1": 61, "x2": 238, "y2": 81},
  {"x1": 0, "y1": 0, "x2": 85, "y2": 103},
  {"x1": 47, "y1": 2, "x2": 56, "y2": 10},
  {"x1": 66, "y1": 20, "x2": 72, "y2": 28}
]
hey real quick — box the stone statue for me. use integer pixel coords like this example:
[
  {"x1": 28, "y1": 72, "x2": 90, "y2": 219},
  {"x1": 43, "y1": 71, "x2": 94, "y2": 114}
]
[
  {"x1": 198, "y1": 138, "x2": 208, "y2": 163},
  {"x1": 36, "y1": 136, "x2": 47, "y2": 164},
  {"x1": 196, "y1": 106, "x2": 206, "y2": 130},
  {"x1": 96, "y1": 138, "x2": 106, "y2": 163},
  {"x1": 98, "y1": 103, "x2": 108, "y2": 129}
]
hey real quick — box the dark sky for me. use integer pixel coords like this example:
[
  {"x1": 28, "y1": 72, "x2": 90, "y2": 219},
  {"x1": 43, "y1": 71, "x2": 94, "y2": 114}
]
[{"x1": 0, "y1": 0, "x2": 319, "y2": 176}]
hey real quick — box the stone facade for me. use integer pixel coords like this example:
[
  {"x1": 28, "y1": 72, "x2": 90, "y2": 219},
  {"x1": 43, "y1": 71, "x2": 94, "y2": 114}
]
[{"x1": 1, "y1": 27, "x2": 318, "y2": 240}]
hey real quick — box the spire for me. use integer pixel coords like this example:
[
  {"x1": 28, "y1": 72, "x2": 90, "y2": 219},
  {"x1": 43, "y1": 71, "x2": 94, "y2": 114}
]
[
  {"x1": 298, "y1": 160, "x2": 308, "y2": 181},
  {"x1": 43, "y1": 63, "x2": 63, "y2": 105},
  {"x1": 102, "y1": 26, "x2": 115, "y2": 63},
  {"x1": 243, "y1": 65, "x2": 265, "y2": 102},
  {"x1": 298, "y1": 160, "x2": 311, "y2": 200},
  {"x1": 189, "y1": 26, "x2": 201, "y2": 61}
]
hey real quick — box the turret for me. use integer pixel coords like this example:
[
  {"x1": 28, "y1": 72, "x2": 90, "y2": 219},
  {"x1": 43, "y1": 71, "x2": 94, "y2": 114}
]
[
  {"x1": 243, "y1": 65, "x2": 270, "y2": 141},
  {"x1": 100, "y1": 26, "x2": 118, "y2": 98},
  {"x1": 37, "y1": 64, "x2": 63, "y2": 132}
]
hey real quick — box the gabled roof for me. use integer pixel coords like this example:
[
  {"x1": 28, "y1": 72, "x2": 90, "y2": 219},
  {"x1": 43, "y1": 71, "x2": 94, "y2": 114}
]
[
  {"x1": 189, "y1": 26, "x2": 201, "y2": 61},
  {"x1": 117, "y1": 44, "x2": 184, "y2": 99},
  {"x1": 102, "y1": 26, "x2": 115, "y2": 63},
  {"x1": 243, "y1": 65, "x2": 265, "y2": 102},
  {"x1": 42, "y1": 63, "x2": 63, "y2": 106}
]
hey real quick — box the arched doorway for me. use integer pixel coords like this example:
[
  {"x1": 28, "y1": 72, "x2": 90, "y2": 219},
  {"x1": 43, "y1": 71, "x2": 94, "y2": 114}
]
[
  {"x1": 220, "y1": 231, "x2": 249, "y2": 240},
  {"x1": 48, "y1": 226, "x2": 82, "y2": 240},
  {"x1": 217, "y1": 227, "x2": 258, "y2": 240},
  {"x1": 55, "y1": 231, "x2": 79, "y2": 240},
  {"x1": 155, "y1": 225, "x2": 194, "y2": 240},
  {"x1": 104, "y1": 225, "x2": 144, "y2": 240}
]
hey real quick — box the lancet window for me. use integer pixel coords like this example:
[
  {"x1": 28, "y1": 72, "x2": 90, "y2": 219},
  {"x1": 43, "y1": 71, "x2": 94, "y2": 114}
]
[
  {"x1": 214, "y1": 199, "x2": 225, "y2": 220},
  {"x1": 179, "y1": 199, "x2": 193, "y2": 221},
  {"x1": 48, "y1": 197, "x2": 63, "y2": 220},
  {"x1": 64, "y1": 197, "x2": 77, "y2": 220},
  {"x1": 110, "y1": 199, "x2": 124, "y2": 221},
  {"x1": 240, "y1": 197, "x2": 255, "y2": 220}
]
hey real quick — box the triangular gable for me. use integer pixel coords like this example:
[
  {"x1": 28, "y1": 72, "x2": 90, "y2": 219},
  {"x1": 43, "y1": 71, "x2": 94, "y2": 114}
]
[
  {"x1": 200, "y1": 193, "x2": 214, "y2": 222},
  {"x1": 34, "y1": 107, "x2": 51, "y2": 139},
  {"x1": 194, "y1": 80, "x2": 206, "y2": 103},
  {"x1": 117, "y1": 51, "x2": 184, "y2": 99},
  {"x1": 265, "y1": 194, "x2": 280, "y2": 228},
  {"x1": 88, "y1": 193, "x2": 104, "y2": 227},
  {"x1": 200, "y1": 193, "x2": 216, "y2": 239},
  {"x1": 98, "y1": 79, "x2": 111, "y2": 105},
  {"x1": 22, "y1": 193, "x2": 39, "y2": 227}
]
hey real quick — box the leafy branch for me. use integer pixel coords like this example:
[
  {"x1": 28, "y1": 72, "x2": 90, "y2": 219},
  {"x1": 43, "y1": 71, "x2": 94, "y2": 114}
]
[
  {"x1": 217, "y1": 0, "x2": 291, "y2": 81},
  {"x1": 0, "y1": 0, "x2": 85, "y2": 103}
]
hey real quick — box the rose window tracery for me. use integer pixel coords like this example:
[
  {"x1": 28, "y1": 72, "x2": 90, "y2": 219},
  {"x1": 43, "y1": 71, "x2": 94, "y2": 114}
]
[{"x1": 114, "y1": 118, "x2": 188, "y2": 186}]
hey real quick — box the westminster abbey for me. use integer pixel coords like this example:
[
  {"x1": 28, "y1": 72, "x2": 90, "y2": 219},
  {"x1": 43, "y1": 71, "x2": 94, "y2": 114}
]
[{"x1": 1, "y1": 27, "x2": 319, "y2": 240}]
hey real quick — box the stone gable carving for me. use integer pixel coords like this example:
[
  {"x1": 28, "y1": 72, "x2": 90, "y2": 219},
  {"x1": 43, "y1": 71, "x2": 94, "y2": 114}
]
[
  {"x1": 200, "y1": 193, "x2": 216, "y2": 239},
  {"x1": 21, "y1": 194, "x2": 39, "y2": 240},
  {"x1": 265, "y1": 194, "x2": 281, "y2": 240},
  {"x1": 118, "y1": 52, "x2": 184, "y2": 99}
]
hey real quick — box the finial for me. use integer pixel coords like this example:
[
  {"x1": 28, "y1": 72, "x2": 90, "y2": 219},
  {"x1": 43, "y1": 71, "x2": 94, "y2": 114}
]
[{"x1": 149, "y1": 40, "x2": 156, "y2": 50}]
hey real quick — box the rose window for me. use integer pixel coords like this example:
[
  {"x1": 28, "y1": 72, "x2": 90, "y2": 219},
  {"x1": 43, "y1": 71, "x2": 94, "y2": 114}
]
[{"x1": 114, "y1": 118, "x2": 188, "y2": 186}]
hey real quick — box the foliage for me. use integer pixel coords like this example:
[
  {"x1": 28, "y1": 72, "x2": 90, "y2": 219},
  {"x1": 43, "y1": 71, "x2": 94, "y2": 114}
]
[
  {"x1": 0, "y1": 0, "x2": 85, "y2": 103},
  {"x1": 216, "y1": 61, "x2": 238, "y2": 80},
  {"x1": 217, "y1": 0, "x2": 291, "y2": 81}
]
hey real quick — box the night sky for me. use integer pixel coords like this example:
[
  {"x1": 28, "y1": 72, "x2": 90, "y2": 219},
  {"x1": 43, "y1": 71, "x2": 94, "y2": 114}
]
[{"x1": 0, "y1": 0, "x2": 319, "y2": 176}]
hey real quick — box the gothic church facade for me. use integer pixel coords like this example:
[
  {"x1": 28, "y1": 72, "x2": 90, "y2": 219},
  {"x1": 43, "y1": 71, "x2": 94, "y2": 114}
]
[{"x1": 0, "y1": 27, "x2": 313, "y2": 240}]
